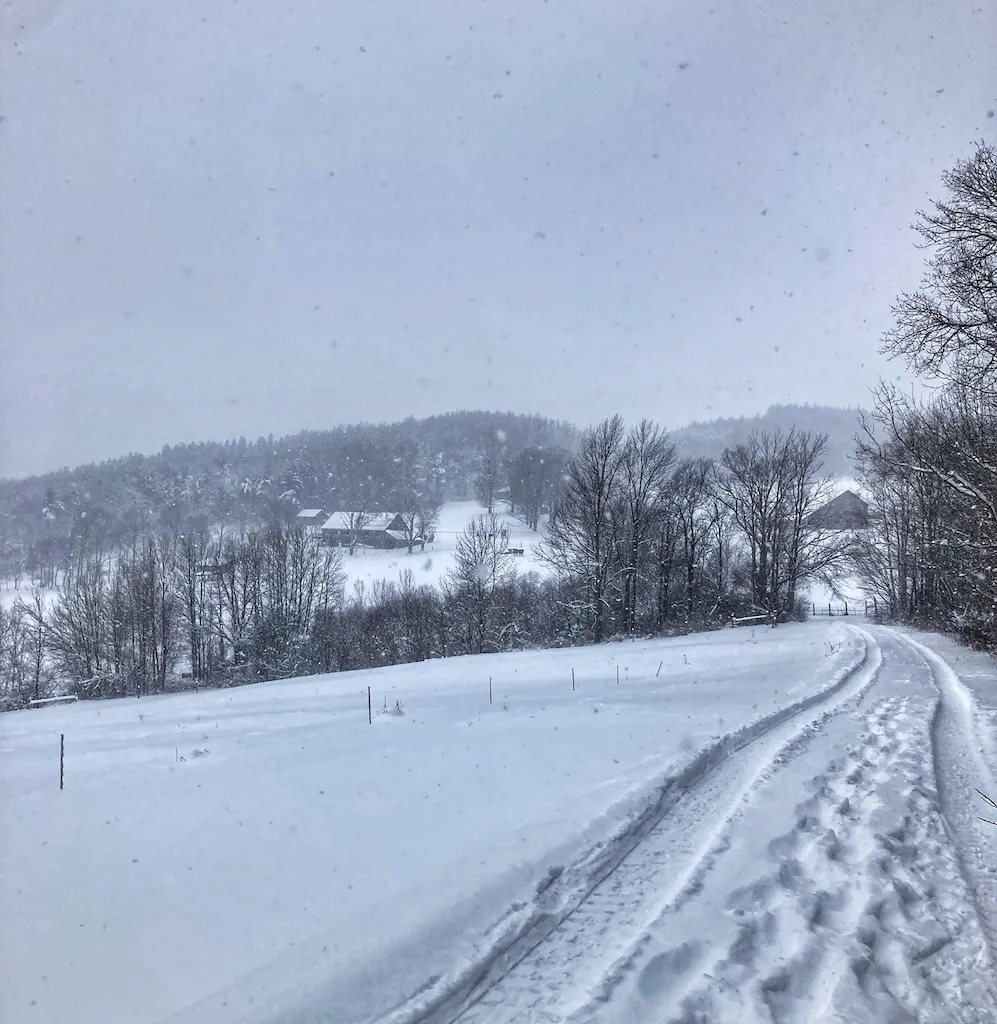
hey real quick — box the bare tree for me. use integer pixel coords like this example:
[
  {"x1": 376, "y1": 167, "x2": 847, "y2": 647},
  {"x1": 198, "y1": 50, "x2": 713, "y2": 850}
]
[
  {"x1": 858, "y1": 386, "x2": 997, "y2": 637},
  {"x1": 616, "y1": 420, "x2": 675, "y2": 635},
  {"x1": 396, "y1": 507, "x2": 422, "y2": 555},
  {"x1": 716, "y1": 429, "x2": 846, "y2": 618},
  {"x1": 247, "y1": 523, "x2": 344, "y2": 678},
  {"x1": 344, "y1": 511, "x2": 373, "y2": 556},
  {"x1": 215, "y1": 531, "x2": 258, "y2": 670},
  {"x1": 22, "y1": 589, "x2": 50, "y2": 700},
  {"x1": 474, "y1": 433, "x2": 504, "y2": 514},
  {"x1": 444, "y1": 512, "x2": 516, "y2": 653},
  {"x1": 860, "y1": 143, "x2": 997, "y2": 645},
  {"x1": 776, "y1": 432, "x2": 848, "y2": 611},
  {"x1": 175, "y1": 528, "x2": 214, "y2": 685},
  {"x1": 112, "y1": 534, "x2": 180, "y2": 694},
  {"x1": 0, "y1": 602, "x2": 27, "y2": 706},
  {"x1": 648, "y1": 501, "x2": 679, "y2": 629},
  {"x1": 397, "y1": 494, "x2": 443, "y2": 554},
  {"x1": 715, "y1": 431, "x2": 792, "y2": 614},
  {"x1": 703, "y1": 477, "x2": 737, "y2": 621},
  {"x1": 46, "y1": 555, "x2": 111, "y2": 689},
  {"x1": 851, "y1": 448, "x2": 921, "y2": 619},
  {"x1": 670, "y1": 457, "x2": 714, "y2": 621},
  {"x1": 415, "y1": 498, "x2": 442, "y2": 552},
  {"x1": 882, "y1": 141, "x2": 997, "y2": 396},
  {"x1": 542, "y1": 415, "x2": 627, "y2": 641},
  {"x1": 508, "y1": 447, "x2": 569, "y2": 530},
  {"x1": 153, "y1": 534, "x2": 180, "y2": 691},
  {"x1": 1, "y1": 517, "x2": 25, "y2": 591}
]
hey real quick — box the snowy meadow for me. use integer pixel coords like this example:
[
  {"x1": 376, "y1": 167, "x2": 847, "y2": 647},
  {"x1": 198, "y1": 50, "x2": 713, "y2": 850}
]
[{"x1": 0, "y1": 622, "x2": 861, "y2": 1024}]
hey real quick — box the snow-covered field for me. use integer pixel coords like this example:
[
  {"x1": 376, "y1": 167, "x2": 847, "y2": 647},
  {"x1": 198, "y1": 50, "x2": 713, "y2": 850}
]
[
  {"x1": 3, "y1": 620, "x2": 995, "y2": 1023},
  {"x1": 806, "y1": 573, "x2": 867, "y2": 612},
  {"x1": 336, "y1": 501, "x2": 547, "y2": 593},
  {"x1": 0, "y1": 502, "x2": 544, "y2": 610},
  {"x1": 0, "y1": 582, "x2": 58, "y2": 613}
]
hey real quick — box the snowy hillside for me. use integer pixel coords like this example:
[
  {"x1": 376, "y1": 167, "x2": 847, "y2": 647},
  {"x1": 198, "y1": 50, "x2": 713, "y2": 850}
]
[
  {"x1": 335, "y1": 501, "x2": 548, "y2": 593},
  {"x1": 2, "y1": 621, "x2": 995, "y2": 1023},
  {"x1": 0, "y1": 502, "x2": 546, "y2": 614}
]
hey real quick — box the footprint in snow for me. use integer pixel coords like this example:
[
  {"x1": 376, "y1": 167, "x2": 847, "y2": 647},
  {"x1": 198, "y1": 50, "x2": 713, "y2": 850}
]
[{"x1": 636, "y1": 940, "x2": 703, "y2": 997}]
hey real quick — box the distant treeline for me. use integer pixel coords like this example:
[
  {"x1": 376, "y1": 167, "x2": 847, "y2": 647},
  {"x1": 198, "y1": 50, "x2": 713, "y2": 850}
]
[
  {"x1": 0, "y1": 418, "x2": 853, "y2": 708},
  {"x1": 0, "y1": 404, "x2": 864, "y2": 589},
  {"x1": 0, "y1": 411, "x2": 577, "y2": 585},
  {"x1": 671, "y1": 404, "x2": 866, "y2": 477}
]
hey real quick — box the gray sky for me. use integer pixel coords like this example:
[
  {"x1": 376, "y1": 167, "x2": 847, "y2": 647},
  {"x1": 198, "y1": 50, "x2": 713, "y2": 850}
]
[{"x1": 1, "y1": 0, "x2": 994, "y2": 478}]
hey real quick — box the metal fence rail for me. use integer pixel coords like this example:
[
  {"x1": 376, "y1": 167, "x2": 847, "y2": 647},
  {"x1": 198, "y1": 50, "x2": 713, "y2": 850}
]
[{"x1": 810, "y1": 599, "x2": 877, "y2": 617}]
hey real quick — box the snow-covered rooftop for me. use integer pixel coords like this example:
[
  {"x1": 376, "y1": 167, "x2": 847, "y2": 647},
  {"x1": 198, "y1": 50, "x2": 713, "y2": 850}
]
[{"x1": 321, "y1": 512, "x2": 398, "y2": 531}]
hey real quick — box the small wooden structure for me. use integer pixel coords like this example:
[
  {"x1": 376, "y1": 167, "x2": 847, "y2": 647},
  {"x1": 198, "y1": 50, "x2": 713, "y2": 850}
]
[
  {"x1": 29, "y1": 694, "x2": 78, "y2": 708},
  {"x1": 295, "y1": 508, "x2": 326, "y2": 528}
]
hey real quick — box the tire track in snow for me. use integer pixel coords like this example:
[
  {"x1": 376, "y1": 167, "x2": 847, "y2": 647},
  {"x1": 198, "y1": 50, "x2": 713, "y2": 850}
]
[
  {"x1": 650, "y1": 685, "x2": 994, "y2": 1024},
  {"x1": 383, "y1": 627, "x2": 881, "y2": 1024},
  {"x1": 887, "y1": 629, "x2": 997, "y2": 971}
]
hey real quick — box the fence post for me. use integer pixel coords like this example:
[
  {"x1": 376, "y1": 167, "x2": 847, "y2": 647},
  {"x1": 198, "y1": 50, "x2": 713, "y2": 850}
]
[
  {"x1": 60, "y1": 734, "x2": 64, "y2": 790},
  {"x1": 368, "y1": 686, "x2": 372, "y2": 724},
  {"x1": 828, "y1": 603, "x2": 832, "y2": 616},
  {"x1": 844, "y1": 602, "x2": 848, "y2": 616},
  {"x1": 572, "y1": 667, "x2": 575, "y2": 692},
  {"x1": 489, "y1": 677, "x2": 492, "y2": 705}
]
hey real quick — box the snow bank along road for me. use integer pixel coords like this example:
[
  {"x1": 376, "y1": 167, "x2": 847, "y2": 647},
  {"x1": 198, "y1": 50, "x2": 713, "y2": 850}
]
[
  {"x1": 1, "y1": 623, "x2": 995, "y2": 1024},
  {"x1": 387, "y1": 626, "x2": 997, "y2": 1024}
]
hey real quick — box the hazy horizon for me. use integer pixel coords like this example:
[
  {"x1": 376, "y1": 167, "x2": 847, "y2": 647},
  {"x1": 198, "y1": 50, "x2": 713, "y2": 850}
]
[
  {"x1": 2, "y1": 0, "x2": 993, "y2": 477},
  {"x1": 0, "y1": 398, "x2": 871, "y2": 482}
]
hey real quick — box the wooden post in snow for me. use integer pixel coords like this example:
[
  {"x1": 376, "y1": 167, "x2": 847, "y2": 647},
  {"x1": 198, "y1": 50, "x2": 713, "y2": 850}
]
[
  {"x1": 60, "y1": 734, "x2": 64, "y2": 790},
  {"x1": 368, "y1": 686, "x2": 372, "y2": 725},
  {"x1": 489, "y1": 677, "x2": 492, "y2": 705},
  {"x1": 571, "y1": 667, "x2": 575, "y2": 692}
]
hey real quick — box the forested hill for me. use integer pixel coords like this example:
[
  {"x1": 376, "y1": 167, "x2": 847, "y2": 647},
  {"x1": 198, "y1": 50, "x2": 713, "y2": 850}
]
[
  {"x1": 0, "y1": 404, "x2": 862, "y2": 581},
  {"x1": 671, "y1": 404, "x2": 865, "y2": 478},
  {"x1": 0, "y1": 411, "x2": 577, "y2": 574}
]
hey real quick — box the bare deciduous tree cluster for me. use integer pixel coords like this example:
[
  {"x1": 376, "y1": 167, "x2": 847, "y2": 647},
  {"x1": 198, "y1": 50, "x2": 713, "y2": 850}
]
[
  {"x1": 1, "y1": 421, "x2": 848, "y2": 705},
  {"x1": 542, "y1": 417, "x2": 847, "y2": 642},
  {"x1": 855, "y1": 142, "x2": 997, "y2": 650},
  {"x1": 0, "y1": 523, "x2": 346, "y2": 705}
]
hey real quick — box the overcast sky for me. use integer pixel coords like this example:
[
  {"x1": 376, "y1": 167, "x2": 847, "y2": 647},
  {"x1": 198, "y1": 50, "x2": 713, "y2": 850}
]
[{"x1": 1, "y1": 0, "x2": 994, "y2": 478}]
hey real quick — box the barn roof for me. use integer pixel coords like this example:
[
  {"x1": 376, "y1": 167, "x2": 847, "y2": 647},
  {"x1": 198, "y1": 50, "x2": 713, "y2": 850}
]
[
  {"x1": 807, "y1": 489, "x2": 869, "y2": 529},
  {"x1": 321, "y1": 512, "x2": 399, "y2": 531}
]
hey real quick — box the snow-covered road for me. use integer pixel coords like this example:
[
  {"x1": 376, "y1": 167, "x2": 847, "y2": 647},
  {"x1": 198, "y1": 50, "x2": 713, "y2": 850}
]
[
  {"x1": 2, "y1": 623, "x2": 995, "y2": 1024},
  {"x1": 390, "y1": 627, "x2": 997, "y2": 1024}
]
